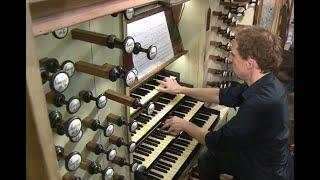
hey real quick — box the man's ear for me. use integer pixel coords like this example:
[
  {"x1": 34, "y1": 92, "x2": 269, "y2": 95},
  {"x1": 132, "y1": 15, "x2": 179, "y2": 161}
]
[{"x1": 247, "y1": 57, "x2": 257, "y2": 69}]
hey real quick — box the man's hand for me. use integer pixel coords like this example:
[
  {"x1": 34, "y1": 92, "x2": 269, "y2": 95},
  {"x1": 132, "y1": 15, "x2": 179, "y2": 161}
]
[
  {"x1": 156, "y1": 77, "x2": 183, "y2": 95},
  {"x1": 161, "y1": 116, "x2": 189, "y2": 136}
]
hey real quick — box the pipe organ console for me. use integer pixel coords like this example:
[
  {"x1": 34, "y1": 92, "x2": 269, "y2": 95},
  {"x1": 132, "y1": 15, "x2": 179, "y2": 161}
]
[
  {"x1": 127, "y1": 70, "x2": 221, "y2": 180},
  {"x1": 30, "y1": 3, "x2": 227, "y2": 180}
]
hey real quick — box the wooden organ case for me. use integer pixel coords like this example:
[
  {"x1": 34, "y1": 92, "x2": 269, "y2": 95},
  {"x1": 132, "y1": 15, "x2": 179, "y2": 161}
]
[{"x1": 26, "y1": 1, "x2": 222, "y2": 180}]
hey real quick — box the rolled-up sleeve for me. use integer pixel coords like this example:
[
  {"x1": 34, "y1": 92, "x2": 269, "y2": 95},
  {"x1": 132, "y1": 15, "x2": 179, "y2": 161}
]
[{"x1": 219, "y1": 82, "x2": 247, "y2": 107}]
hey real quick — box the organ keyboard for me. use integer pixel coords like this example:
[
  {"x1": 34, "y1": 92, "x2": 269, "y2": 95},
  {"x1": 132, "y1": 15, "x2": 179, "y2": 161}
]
[
  {"x1": 131, "y1": 93, "x2": 185, "y2": 143},
  {"x1": 132, "y1": 97, "x2": 204, "y2": 168},
  {"x1": 144, "y1": 107, "x2": 220, "y2": 180},
  {"x1": 129, "y1": 71, "x2": 179, "y2": 115},
  {"x1": 129, "y1": 70, "x2": 221, "y2": 180}
]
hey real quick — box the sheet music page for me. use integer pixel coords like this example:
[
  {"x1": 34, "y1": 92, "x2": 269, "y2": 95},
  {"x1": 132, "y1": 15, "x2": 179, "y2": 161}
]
[{"x1": 127, "y1": 11, "x2": 174, "y2": 79}]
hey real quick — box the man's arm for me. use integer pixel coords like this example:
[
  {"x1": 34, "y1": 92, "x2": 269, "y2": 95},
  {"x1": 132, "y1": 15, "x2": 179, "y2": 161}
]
[
  {"x1": 156, "y1": 77, "x2": 220, "y2": 104},
  {"x1": 180, "y1": 87, "x2": 220, "y2": 104}
]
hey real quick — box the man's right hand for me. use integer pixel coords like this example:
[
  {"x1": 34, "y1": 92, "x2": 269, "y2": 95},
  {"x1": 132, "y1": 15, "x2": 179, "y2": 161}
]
[{"x1": 156, "y1": 77, "x2": 184, "y2": 95}]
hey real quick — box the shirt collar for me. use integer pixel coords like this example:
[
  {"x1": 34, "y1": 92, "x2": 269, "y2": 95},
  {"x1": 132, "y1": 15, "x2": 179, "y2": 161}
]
[{"x1": 242, "y1": 73, "x2": 274, "y2": 99}]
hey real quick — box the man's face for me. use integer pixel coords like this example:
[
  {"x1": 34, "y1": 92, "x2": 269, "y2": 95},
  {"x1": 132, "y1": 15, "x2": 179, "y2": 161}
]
[{"x1": 228, "y1": 40, "x2": 250, "y2": 80}]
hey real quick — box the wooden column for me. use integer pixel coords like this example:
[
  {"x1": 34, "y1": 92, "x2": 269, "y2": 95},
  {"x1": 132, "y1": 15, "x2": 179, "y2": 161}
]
[{"x1": 26, "y1": 2, "x2": 60, "y2": 180}]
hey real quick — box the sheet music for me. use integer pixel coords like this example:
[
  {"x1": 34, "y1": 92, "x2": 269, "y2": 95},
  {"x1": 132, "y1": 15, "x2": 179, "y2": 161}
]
[{"x1": 127, "y1": 11, "x2": 174, "y2": 79}]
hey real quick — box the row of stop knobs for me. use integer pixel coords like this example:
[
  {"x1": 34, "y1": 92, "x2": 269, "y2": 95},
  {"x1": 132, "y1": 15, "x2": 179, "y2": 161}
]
[
  {"x1": 41, "y1": 27, "x2": 159, "y2": 93},
  {"x1": 56, "y1": 142, "x2": 145, "y2": 180},
  {"x1": 46, "y1": 88, "x2": 154, "y2": 114},
  {"x1": 49, "y1": 110, "x2": 143, "y2": 143}
]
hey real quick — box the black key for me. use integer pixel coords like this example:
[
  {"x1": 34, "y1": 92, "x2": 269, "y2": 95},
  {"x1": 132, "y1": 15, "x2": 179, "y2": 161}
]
[
  {"x1": 185, "y1": 96, "x2": 198, "y2": 103},
  {"x1": 133, "y1": 155, "x2": 145, "y2": 161},
  {"x1": 131, "y1": 94, "x2": 142, "y2": 99},
  {"x1": 157, "y1": 160, "x2": 172, "y2": 167},
  {"x1": 155, "y1": 105, "x2": 162, "y2": 111},
  {"x1": 195, "y1": 114, "x2": 209, "y2": 120},
  {"x1": 175, "y1": 107, "x2": 189, "y2": 114},
  {"x1": 157, "y1": 98, "x2": 170, "y2": 104},
  {"x1": 146, "y1": 138, "x2": 160, "y2": 144},
  {"x1": 163, "y1": 153, "x2": 178, "y2": 160},
  {"x1": 161, "y1": 156, "x2": 176, "y2": 163},
  {"x1": 154, "y1": 130, "x2": 166, "y2": 137},
  {"x1": 198, "y1": 108, "x2": 213, "y2": 116},
  {"x1": 135, "y1": 116, "x2": 149, "y2": 123},
  {"x1": 162, "y1": 93, "x2": 176, "y2": 100},
  {"x1": 171, "y1": 112, "x2": 184, "y2": 118},
  {"x1": 177, "y1": 138, "x2": 190, "y2": 145},
  {"x1": 135, "y1": 149, "x2": 149, "y2": 156},
  {"x1": 146, "y1": 175, "x2": 161, "y2": 180},
  {"x1": 182, "y1": 101, "x2": 195, "y2": 107},
  {"x1": 155, "y1": 102, "x2": 165, "y2": 108},
  {"x1": 192, "y1": 121, "x2": 204, "y2": 127},
  {"x1": 137, "y1": 123, "x2": 143, "y2": 127},
  {"x1": 134, "y1": 159, "x2": 142, "y2": 164},
  {"x1": 133, "y1": 89, "x2": 149, "y2": 96},
  {"x1": 202, "y1": 107, "x2": 220, "y2": 115},
  {"x1": 156, "y1": 74, "x2": 167, "y2": 79},
  {"x1": 136, "y1": 147, "x2": 152, "y2": 154},
  {"x1": 149, "y1": 171, "x2": 164, "y2": 178},
  {"x1": 180, "y1": 104, "x2": 192, "y2": 110},
  {"x1": 141, "y1": 144, "x2": 154, "y2": 151},
  {"x1": 154, "y1": 163, "x2": 170, "y2": 171},
  {"x1": 175, "y1": 139, "x2": 189, "y2": 147},
  {"x1": 153, "y1": 166, "x2": 167, "y2": 173},
  {"x1": 171, "y1": 144, "x2": 185, "y2": 151},
  {"x1": 168, "y1": 145, "x2": 184, "y2": 153},
  {"x1": 142, "y1": 84, "x2": 155, "y2": 90},
  {"x1": 194, "y1": 118, "x2": 206, "y2": 123},
  {"x1": 180, "y1": 133, "x2": 192, "y2": 140},
  {"x1": 167, "y1": 149, "x2": 181, "y2": 156},
  {"x1": 147, "y1": 79, "x2": 159, "y2": 86},
  {"x1": 144, "y1": 139, "x2": 158, "y2": 147},
  {"x1": 151, "y1": 133, "x2": 164, "y2": 140},
  {"x1": 140, "y1": 114, "x2": 152, "y2": 120}
]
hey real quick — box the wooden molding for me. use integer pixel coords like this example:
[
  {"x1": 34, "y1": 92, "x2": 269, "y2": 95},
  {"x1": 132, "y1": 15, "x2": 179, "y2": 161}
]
[
  {"x1": 31, "y1": 0, "x2": 158, "y2": 36},
  {"x1": 26, "y1": 3, "x2": 60, "y2": 180}
]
